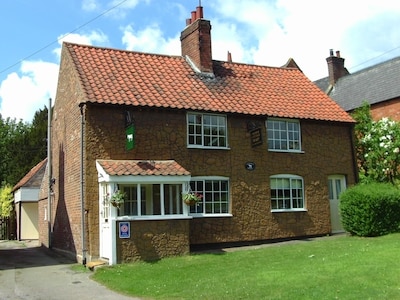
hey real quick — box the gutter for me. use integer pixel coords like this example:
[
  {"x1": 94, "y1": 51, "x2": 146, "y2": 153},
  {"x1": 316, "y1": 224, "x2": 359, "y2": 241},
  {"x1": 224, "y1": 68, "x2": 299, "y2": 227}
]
[{"x1": 47, "y1": 98, "x2": 52, "y2": 248}]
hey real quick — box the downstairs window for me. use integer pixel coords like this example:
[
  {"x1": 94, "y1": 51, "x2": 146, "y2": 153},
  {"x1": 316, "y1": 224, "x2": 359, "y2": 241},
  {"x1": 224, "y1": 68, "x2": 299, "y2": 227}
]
[{"x1": 270, "y1": 175, "x2": 305, "y2": 211}]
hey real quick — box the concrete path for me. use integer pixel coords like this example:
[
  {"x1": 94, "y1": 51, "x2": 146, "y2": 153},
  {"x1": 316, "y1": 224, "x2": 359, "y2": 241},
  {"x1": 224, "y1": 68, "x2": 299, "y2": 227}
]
[{"x1": 0, "y1": 240, "x2": 140, "y2": 300}]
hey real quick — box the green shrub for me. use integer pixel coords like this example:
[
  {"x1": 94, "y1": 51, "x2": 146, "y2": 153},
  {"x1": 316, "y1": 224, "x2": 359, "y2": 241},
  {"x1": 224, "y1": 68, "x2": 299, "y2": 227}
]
[{"x1": 340, "y1": 182, "x2": 400, "y2": 237}]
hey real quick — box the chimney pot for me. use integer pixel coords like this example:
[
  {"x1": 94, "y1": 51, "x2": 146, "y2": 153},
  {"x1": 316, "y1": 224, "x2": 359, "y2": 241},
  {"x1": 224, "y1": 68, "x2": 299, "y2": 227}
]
[
  {"x1": 191, "y1": 11, "x2": 196, "y2": 22},
  {"x1": 227, "y1": 51, "x2": 232, "y2": 62},
  {"x1": 329, "y1": 49, "x2": 334, "y2": 56},
  {"x1": 326, "y1": 49, "x2": 348, "y2": 85},
  {"x1": 196, "y1": 6, "x2": 204, "y2": 19}
]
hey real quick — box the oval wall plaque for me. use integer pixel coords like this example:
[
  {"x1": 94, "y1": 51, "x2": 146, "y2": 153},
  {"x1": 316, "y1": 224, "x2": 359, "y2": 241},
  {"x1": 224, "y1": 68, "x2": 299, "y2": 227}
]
[{"x1": 245, "y1": 162, "x2": 256, "y2": 171}]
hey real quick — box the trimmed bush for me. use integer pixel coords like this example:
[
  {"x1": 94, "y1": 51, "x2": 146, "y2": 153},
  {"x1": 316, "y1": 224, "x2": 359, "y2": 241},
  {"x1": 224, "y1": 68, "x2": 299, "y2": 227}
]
[{"x1": 340, "y1": 182, "x2": 400, "y2": 237}]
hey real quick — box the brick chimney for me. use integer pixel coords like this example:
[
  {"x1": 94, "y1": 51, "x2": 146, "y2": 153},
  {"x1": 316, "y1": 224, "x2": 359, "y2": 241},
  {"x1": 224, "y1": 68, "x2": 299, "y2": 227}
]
[
  {"x1": 326, "y1": 49, "x2": 349, "y2": 85},
  {"x1": 180, "y1": 5, "x2": 213, "y2": 74}
]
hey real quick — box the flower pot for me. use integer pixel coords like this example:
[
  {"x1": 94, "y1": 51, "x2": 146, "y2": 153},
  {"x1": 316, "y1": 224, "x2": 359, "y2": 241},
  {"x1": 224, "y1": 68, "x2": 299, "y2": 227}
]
[
  {"x1": 184, "y1": 199, "x2": 196, "y2": 206},
  {"x1": 111, "y1": 201, "x2": 120, "y2": 207}
]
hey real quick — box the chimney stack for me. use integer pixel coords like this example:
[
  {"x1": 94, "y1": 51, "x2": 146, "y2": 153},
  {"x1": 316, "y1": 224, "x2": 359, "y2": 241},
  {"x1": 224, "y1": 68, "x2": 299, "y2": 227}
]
[
  {"x1": 227, "y1": 51, "x2": 232, "y2": 63},
  {"x1": 180, "y1": 5, "x2": 213, "y2": 74},
  {"x1": 326, "y1": 49, "x2": 349, "y2": 85}
]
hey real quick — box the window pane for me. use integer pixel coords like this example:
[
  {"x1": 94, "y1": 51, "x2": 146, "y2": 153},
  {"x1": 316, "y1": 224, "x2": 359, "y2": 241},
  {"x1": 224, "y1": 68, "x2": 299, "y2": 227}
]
[
  {"x1": 335, "y1": 179, "x2": 342, "y2": 195},
  {"x1": 187, "y1": 113, "x2": 227, "y2": 148},
  {"x1": 267, "y1": 119, "x2": 301, "y2": 151},
  {"x1": 270, "y1": 176, "x2": 304, "y2": 210},
  {"x1": 163, "y1": 184, "x2": 182, "y2": 215},
  {"x1": 190, "y1": 179, "x2": 229, "y2": 214}
]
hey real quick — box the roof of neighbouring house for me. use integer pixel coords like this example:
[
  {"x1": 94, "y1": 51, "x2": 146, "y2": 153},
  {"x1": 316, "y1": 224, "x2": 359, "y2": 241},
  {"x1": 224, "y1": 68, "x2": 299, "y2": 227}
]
[
  {"x1": 64, "y1": 42, "x2": 354, "y2": 123},
  {"x1": 96, "y1": 160, "x2": 190, "y2": 176},
  {"x1": 314, "y1": 56, "x2": 400, "y2": 111},
  {"x1": 12, "y1": 158, "x2": 47, "y2": 192}
]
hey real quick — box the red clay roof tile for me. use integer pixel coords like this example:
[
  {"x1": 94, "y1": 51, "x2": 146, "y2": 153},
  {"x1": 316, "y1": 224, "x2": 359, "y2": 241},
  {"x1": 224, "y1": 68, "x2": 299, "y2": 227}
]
[
  {"x1": 97, "y1": 160, "x2": 190, "y2": 176},
  {"x1": 65, "y1": 43, "x2": 354, "y2": 123}
]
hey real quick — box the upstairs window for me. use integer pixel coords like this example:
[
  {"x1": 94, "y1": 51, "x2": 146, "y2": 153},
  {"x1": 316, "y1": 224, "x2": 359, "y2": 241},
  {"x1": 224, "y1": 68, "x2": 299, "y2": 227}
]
[
  {"x1": 187, "y1": 113, "x2": 228, "y2": 148},
  {"x1": 270, "y1": 175, "x2": 305, "y2": 211},
  {"x1": 267, "y1": 118, "x2": 301, "y2": 152}
]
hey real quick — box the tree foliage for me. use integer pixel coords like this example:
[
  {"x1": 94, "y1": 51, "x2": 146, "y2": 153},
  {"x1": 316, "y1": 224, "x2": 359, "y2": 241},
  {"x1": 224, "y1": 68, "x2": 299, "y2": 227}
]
[
  {"x1": 0, "y1": 107, "x2": 48, "y2": 186},
  {"x1": 0, "y1": 183, "x2": 13, "y2": 217},
  {"x1": 352, "y1": 103, "x2": 400, "y2": 184}
]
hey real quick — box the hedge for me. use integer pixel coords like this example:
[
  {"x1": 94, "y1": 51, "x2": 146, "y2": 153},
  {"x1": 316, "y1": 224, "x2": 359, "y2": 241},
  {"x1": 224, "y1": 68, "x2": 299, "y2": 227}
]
[{"x1": 340, "y1": 182, "x2": 400, "y2": 237}]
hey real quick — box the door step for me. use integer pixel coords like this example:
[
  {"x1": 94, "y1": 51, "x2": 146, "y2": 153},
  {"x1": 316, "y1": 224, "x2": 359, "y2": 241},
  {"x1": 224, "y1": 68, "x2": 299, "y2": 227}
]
[{"x1": 86, "y1": 260, "x2": 106, "y2": 271}]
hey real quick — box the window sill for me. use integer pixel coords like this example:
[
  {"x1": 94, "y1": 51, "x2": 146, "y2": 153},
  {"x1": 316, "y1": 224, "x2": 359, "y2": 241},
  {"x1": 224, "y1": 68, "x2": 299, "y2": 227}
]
[
  {"x1": 190, "y1": 213, "x2": 233, "y2": 218},
  {"x1": 187, "y1": 146, "x2": 231, "y2": 150},
  {"x1": 268, "y1": 149, "x2": 304, "y2": 154},
  {"x1": 116, "y1": 215, "x2": 193, "y2": 221},
  {"x1": 271, "y1": 209, "x2": 307, "y2": 213}
]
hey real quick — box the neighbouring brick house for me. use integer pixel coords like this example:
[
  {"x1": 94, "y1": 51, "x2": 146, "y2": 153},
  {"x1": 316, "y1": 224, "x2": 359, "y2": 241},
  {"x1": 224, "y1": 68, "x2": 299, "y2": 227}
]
[
  {"x1": 314, "y1": 49, "x2": 400, "y2": 121},
  {"x1": 39, "y1": 6, "x2": 357, "y2": 264}
]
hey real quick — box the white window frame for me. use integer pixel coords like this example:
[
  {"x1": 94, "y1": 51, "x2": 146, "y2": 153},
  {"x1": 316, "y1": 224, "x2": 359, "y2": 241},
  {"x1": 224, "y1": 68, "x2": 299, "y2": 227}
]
[
  {"x1": 118, "y1": 183, "x2": 184, "y2": 217},
  {"x1": 187, "y1": 176, "x2": 232, "y2": 217},
  {"x1": 270, "y1": 174, "x2": 306, "y2": 212},
  {"x1": 187, "y1": 112, "x2": 229, "y2": 149},
  {"x1": 266, "y1": 118, "x2": 302, "y2": 152}
]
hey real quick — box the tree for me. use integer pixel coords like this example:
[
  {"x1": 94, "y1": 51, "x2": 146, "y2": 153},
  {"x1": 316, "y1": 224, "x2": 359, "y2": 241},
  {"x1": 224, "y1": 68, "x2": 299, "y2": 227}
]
[
  {"x1": 28, "y1": 107, "x2": 48, "y2": 168},
  {"x1": 352, "y1": 104, "x2": 400, "y2": 184},
  {"x1": 0, "y1": 107, "x2": 48, "y2": 186},
  {"x1": 352, "y1": 103, "x2": 373, "y2": 180},
  {"x1": 0, "y1": 183, "x2": 13, "y2": 217},
  {"x1": 0, "y1": 116, "x2": 28, "y2": 185}
]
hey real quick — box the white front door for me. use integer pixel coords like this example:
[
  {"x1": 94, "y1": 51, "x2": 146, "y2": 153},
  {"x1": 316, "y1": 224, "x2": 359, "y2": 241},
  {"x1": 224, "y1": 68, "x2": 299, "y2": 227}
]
[
  {"x1": 100, "y1": 185, "x2": 112, "y2": 259},
  {"x1": 328, "y1": 175, "x2": 346, "y2": 233}
]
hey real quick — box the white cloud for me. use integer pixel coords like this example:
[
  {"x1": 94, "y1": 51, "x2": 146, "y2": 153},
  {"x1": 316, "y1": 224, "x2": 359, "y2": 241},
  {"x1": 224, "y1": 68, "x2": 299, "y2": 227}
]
[
  {"x1": 121, "y1": 24, "x2": 180, "y2": 55},
  {"x1": 0, "y1": 30, "x2": 110, "y2": 122},
  {"x1": 0, "y1": 61, "x2": 59, "y2": 122},
  {"x1": 82, "y1": 0, "x2": 98, "y2": 11},
  {"x1": 52, "y1": 31, "x2": 109, "y2": 59},
  {"x1": 83, "y1": 0, "x2": 150, "y2": 18},
  {"x1": 208, "y1": 0, "x2": 400, "y2": 80}
]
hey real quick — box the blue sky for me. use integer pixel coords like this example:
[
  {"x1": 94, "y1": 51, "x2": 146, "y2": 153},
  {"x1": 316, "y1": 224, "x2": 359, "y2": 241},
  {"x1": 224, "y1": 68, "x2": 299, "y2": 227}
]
[{"x1": 1, "y1": 0, "x2": 400, "y2": 122}]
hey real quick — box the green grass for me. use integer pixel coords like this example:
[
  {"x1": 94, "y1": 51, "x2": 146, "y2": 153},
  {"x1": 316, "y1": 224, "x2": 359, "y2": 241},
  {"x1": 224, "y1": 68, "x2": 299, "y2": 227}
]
[
  {"x1": 92, "y1": 233, "x2": 400, "y2": 299},
  {"x1": 70, "y1": 264, "x2": 90, "y2": 273}
]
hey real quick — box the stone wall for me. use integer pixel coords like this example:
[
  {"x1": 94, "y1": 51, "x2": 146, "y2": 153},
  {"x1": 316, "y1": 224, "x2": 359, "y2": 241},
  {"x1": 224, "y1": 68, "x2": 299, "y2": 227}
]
[
  {"x1": 84, "y1": 105, "x2": 356, "y2": 254},
  {"x1": 116, "y1": 220, "x2": 190, "y2": 262}
]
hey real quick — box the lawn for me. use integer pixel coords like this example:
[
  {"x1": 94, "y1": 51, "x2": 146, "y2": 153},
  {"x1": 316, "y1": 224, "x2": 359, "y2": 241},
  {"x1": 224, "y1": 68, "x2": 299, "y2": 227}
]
[{"x1": 92, "y1": 233, "x2": 400, "y2": 299}]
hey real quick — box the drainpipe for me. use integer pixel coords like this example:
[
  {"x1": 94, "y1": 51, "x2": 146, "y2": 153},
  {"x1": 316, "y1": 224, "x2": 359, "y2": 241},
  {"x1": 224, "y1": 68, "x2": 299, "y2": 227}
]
[
  {"x1": 47, "y1": 98, "x2": 52, "y2": 248},
  {"x1": 80, "y1": 103, "x2": 87, "y2": 266},
  {"x1": 349, "y1": 123, "x2": 359, "y2": 183}
]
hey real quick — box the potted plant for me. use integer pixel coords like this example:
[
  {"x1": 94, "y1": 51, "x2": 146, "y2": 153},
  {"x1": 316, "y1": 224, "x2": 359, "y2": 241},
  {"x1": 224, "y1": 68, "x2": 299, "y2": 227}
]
[
  {"x1": 182, "y1": 192, "x2": 202, "y2": 206},
  {"x1": 109, "y1": 190, "x2": 126, "y2": 208}
]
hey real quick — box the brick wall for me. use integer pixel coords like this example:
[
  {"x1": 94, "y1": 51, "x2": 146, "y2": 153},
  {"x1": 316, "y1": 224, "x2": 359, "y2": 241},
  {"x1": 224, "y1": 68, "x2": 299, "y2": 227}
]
[
  {"x1": 38, "y1": 45, "x2": 87, "y2": 261},
  {"x1": 371, "y1": 97, "x2": 400, "y2": 121},
  {"x1": 181, "y1": 18, "x2": 213, "y2": 73}
]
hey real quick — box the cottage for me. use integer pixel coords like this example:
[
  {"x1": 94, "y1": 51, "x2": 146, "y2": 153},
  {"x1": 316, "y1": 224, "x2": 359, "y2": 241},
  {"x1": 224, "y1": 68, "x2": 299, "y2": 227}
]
[
  {"x1": 39, "y1": 6, "x2": 357, "y2": 264},
  {"x1": 315, "y1": 50, "x2": 400, "y2": 121}
]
